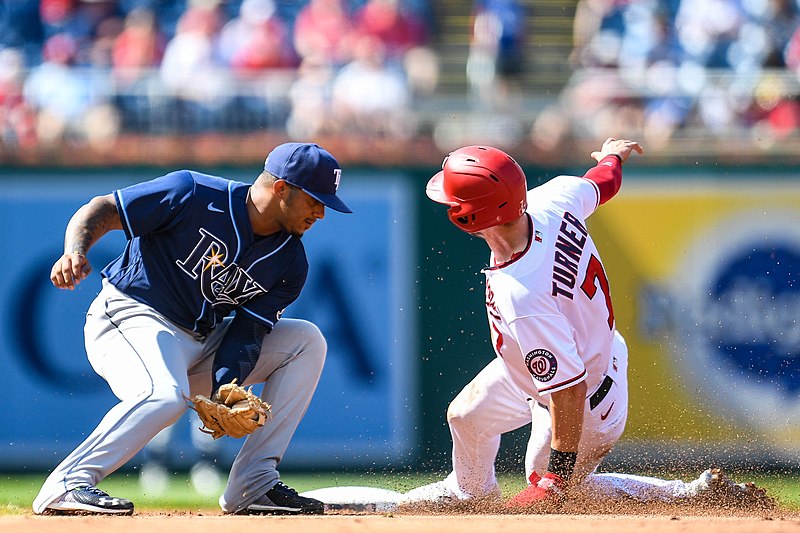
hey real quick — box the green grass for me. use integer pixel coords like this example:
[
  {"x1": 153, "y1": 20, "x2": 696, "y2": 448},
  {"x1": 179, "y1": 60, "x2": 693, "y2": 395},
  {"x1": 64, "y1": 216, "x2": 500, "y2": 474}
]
[
  {"x1": 2, "y1": 471, "x2": 799, "y2": 515},
  {"x1": 753, "y1": 474, "x2": 800, "y2": 509}
]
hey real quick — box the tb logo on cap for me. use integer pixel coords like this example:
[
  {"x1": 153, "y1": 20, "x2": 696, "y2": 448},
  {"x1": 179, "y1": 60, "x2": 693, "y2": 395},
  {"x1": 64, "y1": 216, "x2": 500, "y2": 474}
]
[{"x1": 334, "y1": 168, "x2": 342, "y2": 191}]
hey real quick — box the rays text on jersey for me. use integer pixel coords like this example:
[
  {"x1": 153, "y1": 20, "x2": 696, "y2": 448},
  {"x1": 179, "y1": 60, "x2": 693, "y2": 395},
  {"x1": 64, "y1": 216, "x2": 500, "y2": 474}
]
[{"x1": 176, "y1": 228, "x2": 266, "y2": 307}]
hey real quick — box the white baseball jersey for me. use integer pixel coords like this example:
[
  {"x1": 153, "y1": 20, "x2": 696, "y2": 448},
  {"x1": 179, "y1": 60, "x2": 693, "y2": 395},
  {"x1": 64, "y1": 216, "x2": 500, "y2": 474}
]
[{"x1": 484, "y1": 174, "x2": 623, "y2": 404}]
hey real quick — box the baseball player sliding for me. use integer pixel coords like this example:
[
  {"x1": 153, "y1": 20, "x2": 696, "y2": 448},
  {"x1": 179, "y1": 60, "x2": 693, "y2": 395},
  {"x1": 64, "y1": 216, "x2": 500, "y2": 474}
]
[
  {"x1": 33, "y1": 143, "x2": 351, "y2": 516},
  {"x1": 402, "y1": 138, "x2": 773, "y2": 509}
]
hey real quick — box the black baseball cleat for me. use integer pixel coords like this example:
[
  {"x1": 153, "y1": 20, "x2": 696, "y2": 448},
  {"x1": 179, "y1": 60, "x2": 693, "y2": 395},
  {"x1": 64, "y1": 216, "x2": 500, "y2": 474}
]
[
  {"x1": 243, "y1": 481, "x2": 324, "y2": 515},
  {"x1": 45, "y1": 485, "x2": 134, "y2": 515}
]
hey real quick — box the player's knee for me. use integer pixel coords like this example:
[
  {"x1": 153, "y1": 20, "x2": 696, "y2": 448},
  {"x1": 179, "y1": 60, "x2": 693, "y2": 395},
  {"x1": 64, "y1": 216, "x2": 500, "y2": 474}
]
[
  {"x1": 294, "y1": 319, "x2": 327, "y2": 367},
  {"x1": 446, "y1": 381, "x2": 485, "y2": 427},
  {"x1": 446, "y1": 398, "x2": 472, "y2": 427},
  {"x1": 147, "y1": 388, "x2": 187, "y2": 424}
]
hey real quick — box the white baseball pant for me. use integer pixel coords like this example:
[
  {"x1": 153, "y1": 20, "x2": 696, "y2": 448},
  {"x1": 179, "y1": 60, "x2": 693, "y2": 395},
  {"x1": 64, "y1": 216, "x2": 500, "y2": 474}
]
[
  {"x1": 440, "y1": 332, "x2": 629, "y2": 499},
  {"x1": 438, "y1": 333, "x2": 709, "y2": 502}
]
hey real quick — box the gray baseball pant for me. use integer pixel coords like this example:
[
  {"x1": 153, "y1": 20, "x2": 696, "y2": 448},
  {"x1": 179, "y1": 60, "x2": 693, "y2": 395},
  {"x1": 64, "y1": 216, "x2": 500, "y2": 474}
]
[{"x1": 33, "y1": 279, "x2": 326, "y2": 514}]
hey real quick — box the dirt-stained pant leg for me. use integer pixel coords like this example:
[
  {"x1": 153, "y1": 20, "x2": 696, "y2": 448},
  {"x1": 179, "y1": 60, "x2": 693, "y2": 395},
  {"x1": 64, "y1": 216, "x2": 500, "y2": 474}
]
[
  {"x1": 445, "y1": 357, "x2": 533, "y2": 498},
  {"x1": 581, "y1": 472, "x2": 701, "y2": 501},
  {"x1": 187, "y1": 318, "x2": 326, "y2": 514},
  {"x1": 576, "y1": 332, "x2": 702, "y2": 503}
]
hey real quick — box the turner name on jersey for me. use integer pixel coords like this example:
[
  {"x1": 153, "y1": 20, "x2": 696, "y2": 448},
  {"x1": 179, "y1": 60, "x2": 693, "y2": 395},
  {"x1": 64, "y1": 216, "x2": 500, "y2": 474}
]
[{"x1": 551, "y1": 211, "x2": 589, "y2": 300}]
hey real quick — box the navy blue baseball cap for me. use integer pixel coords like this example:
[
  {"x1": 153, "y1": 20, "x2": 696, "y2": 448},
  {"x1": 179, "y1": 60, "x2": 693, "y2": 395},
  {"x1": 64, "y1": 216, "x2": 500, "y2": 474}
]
[{"x1": 264, "y1": 142, "x2": 352, "y2": 213}]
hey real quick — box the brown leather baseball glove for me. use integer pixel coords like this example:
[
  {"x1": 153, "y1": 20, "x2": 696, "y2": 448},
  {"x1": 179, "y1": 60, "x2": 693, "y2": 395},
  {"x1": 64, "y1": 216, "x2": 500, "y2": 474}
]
[{"x1": 190, "y1": 380, "x2": 271, "y2": 439}]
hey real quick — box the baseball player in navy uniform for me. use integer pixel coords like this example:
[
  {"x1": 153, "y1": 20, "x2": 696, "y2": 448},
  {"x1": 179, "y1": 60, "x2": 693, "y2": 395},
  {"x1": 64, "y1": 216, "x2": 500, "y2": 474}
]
[
  {"x1": 33, "y1": 143, "x2": 351, "y2": 516},
  {"x1": 402, "y1": 139, "x2": 772, "y2": 509}
]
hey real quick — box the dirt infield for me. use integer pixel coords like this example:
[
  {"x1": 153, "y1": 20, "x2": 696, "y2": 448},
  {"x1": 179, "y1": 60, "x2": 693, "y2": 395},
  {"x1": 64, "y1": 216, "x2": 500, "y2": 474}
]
[
  {"x1": 3, "y1": 512, "x2": 800, "y2": 533},
  {"x1": 5, "y1": 479, "x2": 796, "y2": 533},
  {"x1": 3, "y1": 488, "x2": 797, "y2": 533}
]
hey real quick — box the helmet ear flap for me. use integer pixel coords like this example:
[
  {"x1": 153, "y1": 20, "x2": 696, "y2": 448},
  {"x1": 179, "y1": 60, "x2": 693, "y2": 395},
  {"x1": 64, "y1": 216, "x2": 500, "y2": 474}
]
[{"x1": 447, "y1": 204, "x2": 469, "y2": 227}]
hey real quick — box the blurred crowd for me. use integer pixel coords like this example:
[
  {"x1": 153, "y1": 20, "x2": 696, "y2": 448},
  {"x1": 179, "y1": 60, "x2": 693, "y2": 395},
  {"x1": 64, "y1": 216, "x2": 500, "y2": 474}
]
[
  {"x1": 2, "y1": 0, "x2": 800, "y2": 155},
  {"x1": 0, "y1": 0, "x2": 438, "y2": 150},
  {"x1": 532, "y1": 0, "x2": 800, "y2": 153}
]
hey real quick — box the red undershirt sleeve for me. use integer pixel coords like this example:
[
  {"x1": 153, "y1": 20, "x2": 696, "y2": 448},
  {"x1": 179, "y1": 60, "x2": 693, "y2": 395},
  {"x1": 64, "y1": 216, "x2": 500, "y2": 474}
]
[{"x1": 582, "y1": 154, "x2": 622, "y2": 205}]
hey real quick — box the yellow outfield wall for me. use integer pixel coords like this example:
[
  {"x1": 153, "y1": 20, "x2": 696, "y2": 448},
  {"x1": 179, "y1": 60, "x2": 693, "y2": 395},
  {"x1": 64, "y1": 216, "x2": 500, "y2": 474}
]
[{"x1": 588, "y1": 176, "x2": 800, "y2": 453}]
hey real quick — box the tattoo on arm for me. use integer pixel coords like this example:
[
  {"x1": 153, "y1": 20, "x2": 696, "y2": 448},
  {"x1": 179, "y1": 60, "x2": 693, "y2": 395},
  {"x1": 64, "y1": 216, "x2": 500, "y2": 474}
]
[{"x1": 64, "y1": 196, "x2": 122, "y2": 256}]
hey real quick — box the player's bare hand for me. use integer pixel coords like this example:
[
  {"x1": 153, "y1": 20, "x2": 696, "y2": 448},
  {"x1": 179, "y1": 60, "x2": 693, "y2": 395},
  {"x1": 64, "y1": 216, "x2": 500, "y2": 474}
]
[
  {"x1": 50, "y1": 253, "x2": 92, "y2": 290},
  {"x1": 590, "y1": 138, "x2": 644, "y2": 163}
]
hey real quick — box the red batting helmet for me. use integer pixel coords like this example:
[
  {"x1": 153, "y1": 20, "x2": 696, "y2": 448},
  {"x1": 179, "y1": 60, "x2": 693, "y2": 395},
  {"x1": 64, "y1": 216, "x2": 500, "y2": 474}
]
[{"x1": 426, "y1": 146, "x2": 528, "y2": 233}]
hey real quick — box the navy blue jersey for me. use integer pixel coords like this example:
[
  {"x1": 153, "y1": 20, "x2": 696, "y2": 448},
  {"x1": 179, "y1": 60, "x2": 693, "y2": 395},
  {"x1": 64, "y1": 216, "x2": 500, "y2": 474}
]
[{"x1": 102, "y1": 170, "x2": 308, "y2": 335}]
